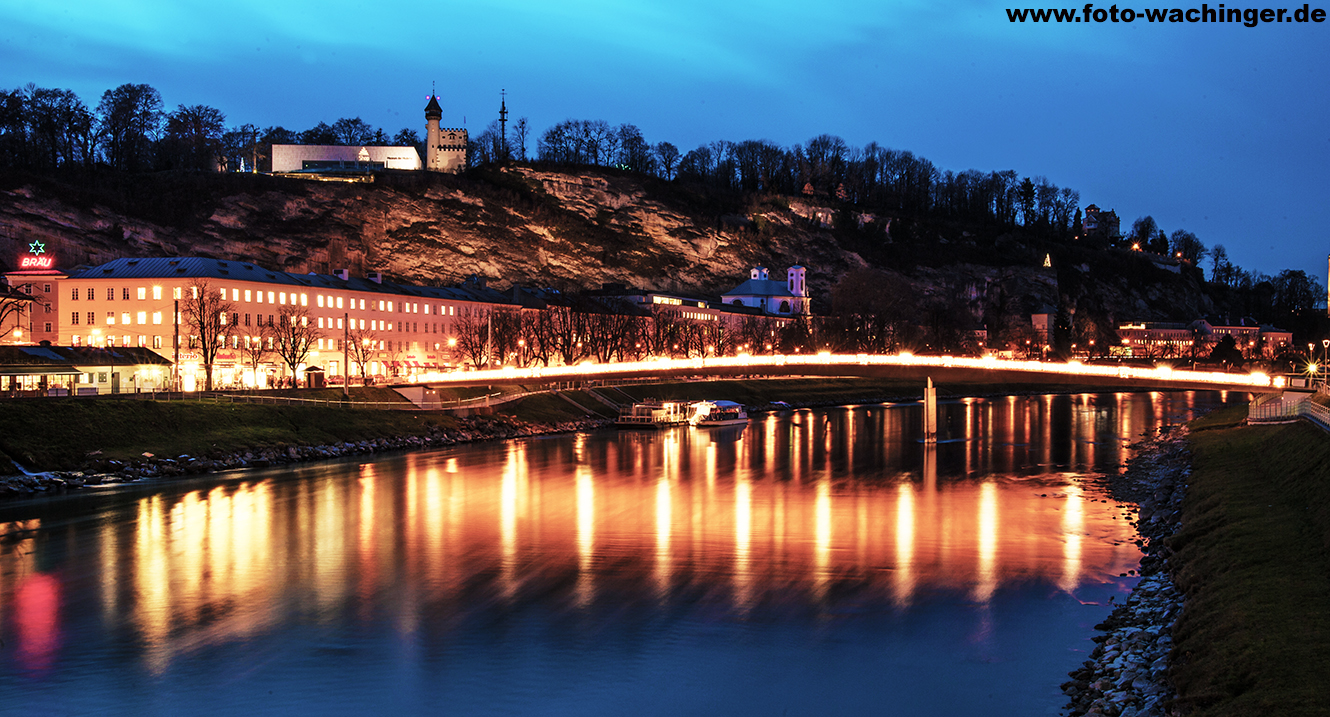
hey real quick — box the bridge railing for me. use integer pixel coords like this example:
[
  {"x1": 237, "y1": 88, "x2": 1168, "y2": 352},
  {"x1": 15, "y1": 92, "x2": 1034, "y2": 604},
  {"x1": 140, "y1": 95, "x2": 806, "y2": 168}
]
[{"x1": 1248, "y1": 392, "x2": 1330, "y2": 431}]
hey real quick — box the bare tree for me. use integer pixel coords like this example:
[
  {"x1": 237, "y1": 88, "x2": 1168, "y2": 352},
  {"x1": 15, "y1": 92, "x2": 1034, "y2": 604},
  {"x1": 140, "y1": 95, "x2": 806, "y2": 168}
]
[
  {"x1": 452, "y1": 307, "x2": 491, "y2": 368},
  {"x1": 0, "y1": 281, "x2": 41, "y2": 342},
  {"x1": 183, "y1": 280, "x2": 235, "y2": 391},
  {"x1": 346, "y1": 325, "x2": 379, "y2": 384},
  {"x1": 239, "y1": 325, "x2": 273, "y2": 388},
  {"x1": 512, "y1": 117, "x2": 529, "y2": 161},
  {"x1": 270, "y1": 305, "x2": 323, "y2": 387}
]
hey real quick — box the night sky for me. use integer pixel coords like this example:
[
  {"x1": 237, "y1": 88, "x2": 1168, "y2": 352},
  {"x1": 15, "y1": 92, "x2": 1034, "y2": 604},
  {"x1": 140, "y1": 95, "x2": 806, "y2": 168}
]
[{"x1": 4, "y1": 0, "x2": 1327, "y2": 284}]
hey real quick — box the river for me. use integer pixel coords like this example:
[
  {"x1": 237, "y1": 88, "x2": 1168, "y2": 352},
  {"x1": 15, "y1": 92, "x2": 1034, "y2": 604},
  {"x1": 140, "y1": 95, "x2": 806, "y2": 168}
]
[{"x1": 0, "y1": 391, "x2": 1242, "y2": 716}]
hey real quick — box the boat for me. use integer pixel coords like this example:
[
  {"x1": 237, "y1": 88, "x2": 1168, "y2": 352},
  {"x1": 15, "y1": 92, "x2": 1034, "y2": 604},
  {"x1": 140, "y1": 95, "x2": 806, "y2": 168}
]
[
  {"x1": 689, "y1": 400, "x2": 749, "y2": 426},
  {"x1": 616, "y1": 400, "x2": 691, "y2": 428}
]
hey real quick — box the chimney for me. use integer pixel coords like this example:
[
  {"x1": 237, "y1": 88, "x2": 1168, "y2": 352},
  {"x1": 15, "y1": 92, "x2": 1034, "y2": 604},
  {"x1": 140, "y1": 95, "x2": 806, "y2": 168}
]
[
  {"x1": 368, "y1": 271, "x2": 383, "y2": 284},
  {"x1": 334, "y1": 268, "x2": 349, "y2": 281}
]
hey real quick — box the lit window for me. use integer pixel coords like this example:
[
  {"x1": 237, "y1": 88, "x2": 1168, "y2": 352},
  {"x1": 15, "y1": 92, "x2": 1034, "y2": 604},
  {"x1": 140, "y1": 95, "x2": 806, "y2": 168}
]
[
  {"x1": 107, "y1": 312, "x2": 116, "y2": 325},
  {"x1": 121, "y1": 312, "x2": 130, "y2": 325},
  {"x1": 378, "y1": 300, "x2": 384, "y2": 311},
  {"x1": 72, "y1": 335, "x2": 81, "y2": 347},
  {"x1": 138, "y1": 287, "x2": 147, "y2": 300},
  {"x1": 318, "y1": 317, "x2": 324, "y2": 328},
  {"x1": 336, "y1": 297, "x2": 343, "y2": 309},
  {"x1": 336, "y1": 318, "x2": 343, "y2": 329},
  {"x1": 152, "y1": 311, "x2": 162, "y2": 325},
  {"x1": 153, "y1": 336, "x2": 162, "y2": 349},
  {"x1": 233, "y1": 289, "x2": 240, "y2": 301},
  {"x1": 301, "y1": 293, "x2": 308, "y2": 306},
  {"x1": 279, "y1": 292, "x2": 287, "y2": 305},
  {"x1": 174, "y1": 287, "x2": 182, "y2": 299},
  {"x1": 138, "y1": 336, "x2": 146, "y2": 347},
  {"x1": 359, "y1": 299, "x2": 365, "y2": 310},
  {"x1": 268, "y1": 292, "x2": 275, "y2": 303},
  {"x1": 137, "y1": 311, "x2": 147, "y2": 324},
  {"x1": 317, "y1": 295, "x2": 324, "y2": 308},
  {"x1": 153, "y1": 286, "x2": 162, "y2": 300},
  {"x1": 359, "y1": 319, "x2": 365, "y2": 330}
]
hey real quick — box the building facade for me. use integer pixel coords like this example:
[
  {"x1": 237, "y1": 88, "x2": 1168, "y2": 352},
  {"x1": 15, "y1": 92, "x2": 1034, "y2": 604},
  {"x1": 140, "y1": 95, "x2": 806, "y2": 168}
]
[
  {"x1": 40, "y1": 257, "x2": 510, "y2": 389},
  {"x1": 271, "y1": 144, "x2": 423, "y2": 172},
  {"x1": 721, "y1": 266, "x2": 810, "y2": 316}
]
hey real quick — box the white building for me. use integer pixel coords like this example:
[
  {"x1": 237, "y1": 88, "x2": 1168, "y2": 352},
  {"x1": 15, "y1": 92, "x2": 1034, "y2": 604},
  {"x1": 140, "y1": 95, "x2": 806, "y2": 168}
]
[
  {"x1": 271, "y1": 144, "x2": 422, "y2": 172},
  {"x1": 721, "y1": 266, "x2": 809, "y2": 316}
]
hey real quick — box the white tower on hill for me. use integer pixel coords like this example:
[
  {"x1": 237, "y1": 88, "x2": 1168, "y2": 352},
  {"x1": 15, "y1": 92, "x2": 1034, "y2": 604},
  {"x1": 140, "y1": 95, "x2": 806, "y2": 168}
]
[{"x1": 425, "y1": 94, "x2": 468, "y2": 173}]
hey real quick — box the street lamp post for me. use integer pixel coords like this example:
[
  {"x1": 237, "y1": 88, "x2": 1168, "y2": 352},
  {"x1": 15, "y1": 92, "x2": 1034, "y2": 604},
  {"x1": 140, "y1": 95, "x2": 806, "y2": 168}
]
[{"x1": 1323, "y1": 340, "x2": 1329, "y2": 386}]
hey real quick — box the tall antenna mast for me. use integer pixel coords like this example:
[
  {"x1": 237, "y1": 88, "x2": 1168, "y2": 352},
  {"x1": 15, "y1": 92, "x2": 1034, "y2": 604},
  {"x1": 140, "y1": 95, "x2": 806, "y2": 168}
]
[{"x1": 499, "y1": 89, "x2": 509, "y2": 161}]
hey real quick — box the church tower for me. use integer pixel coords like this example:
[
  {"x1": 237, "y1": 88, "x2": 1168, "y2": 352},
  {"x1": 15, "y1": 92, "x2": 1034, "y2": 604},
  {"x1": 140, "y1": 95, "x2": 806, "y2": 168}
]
[
  {"x1": 424, "y1": 93, "x2": 468, "y2": 173},
  {"x1": 787, "y1": 266, "x2": 808, "y2": 314}
]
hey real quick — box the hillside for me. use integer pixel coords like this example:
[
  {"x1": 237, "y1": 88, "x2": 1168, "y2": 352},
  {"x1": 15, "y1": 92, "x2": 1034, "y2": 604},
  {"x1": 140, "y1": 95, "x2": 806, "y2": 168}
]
[{"x1": 0, "y1": 165, "x2": 1219, "y2": 331}]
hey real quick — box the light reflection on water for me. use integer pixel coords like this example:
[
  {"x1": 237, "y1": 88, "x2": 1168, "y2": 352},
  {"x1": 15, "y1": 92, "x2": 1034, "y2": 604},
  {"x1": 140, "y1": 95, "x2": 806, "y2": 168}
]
[{"x1": 0, "y1": 391, "x2": 1240, "y2": 715}]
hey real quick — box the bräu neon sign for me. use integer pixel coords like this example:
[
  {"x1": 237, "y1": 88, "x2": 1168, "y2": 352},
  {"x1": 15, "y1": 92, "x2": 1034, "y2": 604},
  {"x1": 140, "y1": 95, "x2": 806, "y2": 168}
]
[{"x1": 20, "y1": 255, "x2": 53, "y2": 269}]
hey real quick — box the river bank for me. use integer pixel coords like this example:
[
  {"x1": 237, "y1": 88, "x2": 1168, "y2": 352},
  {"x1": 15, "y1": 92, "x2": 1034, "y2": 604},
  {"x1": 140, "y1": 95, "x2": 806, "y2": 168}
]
[
  {"x1": 0, "y1": 412, "x2": 611, "y2": 498},
  {"x1": 1065, "y1": 405, "x2": 1330, "y2": 716},
  {"x1": 1062, "y1": 424, "x2": 1194, "y2": 717}
]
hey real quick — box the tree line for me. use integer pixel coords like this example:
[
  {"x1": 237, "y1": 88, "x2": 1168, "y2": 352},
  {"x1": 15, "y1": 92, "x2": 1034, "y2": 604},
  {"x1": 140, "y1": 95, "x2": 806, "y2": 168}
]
[{"x1": 0, "y1": 82, "x2": 424, "y2": 173}]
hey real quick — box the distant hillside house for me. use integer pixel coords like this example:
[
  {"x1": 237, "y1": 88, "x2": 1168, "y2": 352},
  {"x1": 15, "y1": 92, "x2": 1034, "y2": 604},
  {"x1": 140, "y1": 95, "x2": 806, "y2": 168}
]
[
  {"x1": 1083, "y1": 204, "x2": 1120, "y2": 242},
  {"x1": 271, "y1": 144, "x2": 422, "y2": 173},
  {"x1": 722, "y1": 266, "x2": 810, "y2": 316}
]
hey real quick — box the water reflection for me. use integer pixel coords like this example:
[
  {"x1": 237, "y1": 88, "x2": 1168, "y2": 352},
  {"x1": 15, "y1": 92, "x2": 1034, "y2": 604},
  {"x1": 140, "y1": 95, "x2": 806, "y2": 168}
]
[{"x1": 0, "y1": 391, "x2": 1240, "y2": 711}]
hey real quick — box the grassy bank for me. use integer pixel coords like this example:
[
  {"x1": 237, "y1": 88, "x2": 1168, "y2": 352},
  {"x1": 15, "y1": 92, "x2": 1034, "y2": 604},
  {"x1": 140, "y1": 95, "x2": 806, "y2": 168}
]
[
  {"x1": 1169, "y1": 410, "x2": 1330, "y2": 714},
  {"x1": 0, "y1": 396, "x2": 460, "y2": 471}
]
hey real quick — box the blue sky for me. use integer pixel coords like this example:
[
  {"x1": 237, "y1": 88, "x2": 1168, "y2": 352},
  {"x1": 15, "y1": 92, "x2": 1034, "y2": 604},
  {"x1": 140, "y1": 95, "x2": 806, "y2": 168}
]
[{"x1": 3, "y1": 0, "x2": 1327, "y2": 282}]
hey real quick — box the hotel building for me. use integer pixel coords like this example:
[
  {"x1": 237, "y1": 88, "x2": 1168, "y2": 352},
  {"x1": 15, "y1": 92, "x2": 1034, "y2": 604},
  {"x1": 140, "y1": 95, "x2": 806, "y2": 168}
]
[{"x1": 9, "y1": 257, "x2": 511, "y2": 389}]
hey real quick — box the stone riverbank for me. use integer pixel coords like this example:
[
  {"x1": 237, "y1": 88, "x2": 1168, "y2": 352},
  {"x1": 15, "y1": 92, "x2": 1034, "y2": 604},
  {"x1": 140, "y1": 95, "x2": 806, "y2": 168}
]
[
  {"x1": 0, "y1": 414, "x2": 612, "y2": 498},
  {"x1": 1062, "y1": 425, "x2": 1193, "y2": 717}
]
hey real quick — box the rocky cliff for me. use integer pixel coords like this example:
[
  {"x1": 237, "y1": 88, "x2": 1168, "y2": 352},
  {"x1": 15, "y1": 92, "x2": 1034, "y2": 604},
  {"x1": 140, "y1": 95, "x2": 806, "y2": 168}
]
[{"x1": 0, "y1": 166, "x2": 1217, "y2": 326}]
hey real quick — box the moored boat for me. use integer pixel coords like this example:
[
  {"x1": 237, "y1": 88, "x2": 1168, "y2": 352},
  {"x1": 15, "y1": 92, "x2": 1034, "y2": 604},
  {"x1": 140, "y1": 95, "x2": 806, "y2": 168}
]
[
  {"x1": 616, "y1": 400, "x2": 691, "y2": 428},
  {"x1": 689, "y1": 400, "x2": 748, "y2": 426}
]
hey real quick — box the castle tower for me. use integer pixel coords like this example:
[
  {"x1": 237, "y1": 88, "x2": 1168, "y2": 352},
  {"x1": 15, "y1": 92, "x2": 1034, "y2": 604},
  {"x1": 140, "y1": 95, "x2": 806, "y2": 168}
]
[{"x1": 424, "y1": 93, "x2": 468, "y2": 173}]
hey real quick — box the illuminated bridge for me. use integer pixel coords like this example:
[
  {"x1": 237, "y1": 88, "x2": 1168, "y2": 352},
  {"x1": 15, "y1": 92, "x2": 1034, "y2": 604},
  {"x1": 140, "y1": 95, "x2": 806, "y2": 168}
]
[{"x1": 409, "y1": 353, "x2": 1284, "y2": 393}]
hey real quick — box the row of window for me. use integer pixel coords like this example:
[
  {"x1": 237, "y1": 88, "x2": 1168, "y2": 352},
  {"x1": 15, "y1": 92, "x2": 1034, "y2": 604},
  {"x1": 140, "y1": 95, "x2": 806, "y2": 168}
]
[
  {"x1": 70, "y1": 286, "x2": 169, "y2": 301},
  {"x1": 71, "y1": 335, "x2": 164, "y2": 349},
  {"x1": 72, "y1": 311, "x2": 166, "y2": 325},
  {"x1": 64, "y1": 284, "x2": 470, "y2": 318}
]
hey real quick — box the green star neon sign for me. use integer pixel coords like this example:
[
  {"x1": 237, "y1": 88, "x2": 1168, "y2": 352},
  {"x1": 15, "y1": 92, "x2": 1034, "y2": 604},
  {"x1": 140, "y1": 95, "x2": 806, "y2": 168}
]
[{"x1": 28, "y1": 240, "x2": 45, "y2": 255}]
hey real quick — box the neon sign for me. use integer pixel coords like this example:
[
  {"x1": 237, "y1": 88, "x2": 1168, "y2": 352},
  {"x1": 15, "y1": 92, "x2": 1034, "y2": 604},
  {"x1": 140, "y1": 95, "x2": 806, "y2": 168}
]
[
  {"x1": 19, "y1": 240, "x2": 52, "y2": 269},
  {"x1": 20, "y1": 256, "x2": 53, "y2": 269}
]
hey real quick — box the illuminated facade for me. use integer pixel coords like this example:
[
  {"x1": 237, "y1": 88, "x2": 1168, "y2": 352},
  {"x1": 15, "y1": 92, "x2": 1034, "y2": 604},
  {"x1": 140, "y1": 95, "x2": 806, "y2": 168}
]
[
  {"x1": 721, "y1": 266, "x2": 810, "y2": 316},
  {"x1": 1, "y1": 240, "x2": 64, "y2": 346},
  {"x1": 1115, "y1": 319, "x2": 1291, "y2": 359},
  {"x1": 51, "y1": 258, "x2": 509, "y2": 388},
  {"x1": 271, "y1": 144, "x2": 423, "y2": 172}
]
